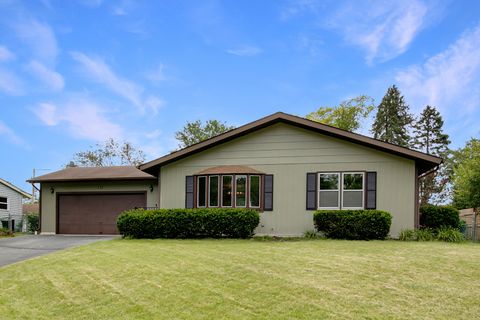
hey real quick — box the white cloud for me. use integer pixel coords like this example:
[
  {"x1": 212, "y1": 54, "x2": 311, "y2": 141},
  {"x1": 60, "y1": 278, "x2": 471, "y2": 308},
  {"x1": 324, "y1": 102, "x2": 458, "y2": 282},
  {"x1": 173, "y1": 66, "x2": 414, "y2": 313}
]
[
  {"x1": 0, "y1": 120, "x2": 24, "y2": 145},
  {"x1": 395, "y1": 23, "x2": 480, "y2": 115},
  {"x1": 0, "y1": 46, "x2": 15, "y2": 62},
  {"x1": 13, "y1": 19, "x2": 58, "y2": 63},
  {"x1": 227, "y1": 45, "x2": 263, "y2": 57},
  {"x1": 71, "y1": 51, "x2": 143, "y2": 108},
  {"x1": 27, "y1": 61, "x2": 64, "y2": 91},
  {"x1": 34, "y1": 99, "x2": 123, "y2": 141},
  {"x1": 144, "y1": 96, "x2": 165, "y2": 115},
  {"x1": 146, "y1": 63, "x2": 167, "y2": 84},
  {"x1": 283, "y1": 0, "x2": 434, "y2": 63},
  {"x1": 0, "y1": 69, "x2": 24, "y2": 95}
]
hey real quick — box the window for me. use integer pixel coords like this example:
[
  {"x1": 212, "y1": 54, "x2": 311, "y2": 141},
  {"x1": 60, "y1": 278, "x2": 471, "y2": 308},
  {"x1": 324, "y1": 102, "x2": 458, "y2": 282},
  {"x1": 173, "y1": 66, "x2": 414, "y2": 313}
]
[
  {"x1": 0, "y1": 197, "x2": 6, "y2": 210},
  {"x1": 235, "y1": 175, "x2": 247, "y2": 207},
  {"x1": 249, "y1": 175, "x2": 260, "y2": 208},
  {"x1": 222, "y1": 175, "x2": 233, "y2": 207},
  {"x1": 209, "y1": 176, "x2": 219, "y2": 207},
  {"x1": 318, "y1": 173, "x2": 340, "y2": 209},
  {"x1": 342, "y1": 172, "x2": 364, "y2": 209},
  {"x1": 197, "y1": 176, "x2": 207, "y2": 207}
]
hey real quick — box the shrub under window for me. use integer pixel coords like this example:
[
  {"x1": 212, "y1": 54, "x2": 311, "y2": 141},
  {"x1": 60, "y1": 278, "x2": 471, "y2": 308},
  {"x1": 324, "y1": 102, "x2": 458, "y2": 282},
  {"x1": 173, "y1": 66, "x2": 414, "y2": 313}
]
[
  {"x1": 314, "y1": 210, "x2": 392, "y2": 240},
  {"x1": 117, "y1": 208, "x2": 260, "y2": 239}
]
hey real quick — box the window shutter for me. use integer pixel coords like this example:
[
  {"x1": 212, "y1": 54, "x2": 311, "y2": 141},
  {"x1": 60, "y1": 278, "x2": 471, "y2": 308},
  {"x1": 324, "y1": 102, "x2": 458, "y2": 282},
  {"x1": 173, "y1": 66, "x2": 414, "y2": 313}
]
[
  {"x1": 185, "y1": 176, "x2": 194, "y2": 209},
  {"x1": 306, "y1": 173, "x2": 317, "y2": 210},
  {"x1": 365, "y1": 172, "x2": 377, "y2": 209},
  {"x1": 263, "y1": 175, "x2": 274, "y2": 211}
]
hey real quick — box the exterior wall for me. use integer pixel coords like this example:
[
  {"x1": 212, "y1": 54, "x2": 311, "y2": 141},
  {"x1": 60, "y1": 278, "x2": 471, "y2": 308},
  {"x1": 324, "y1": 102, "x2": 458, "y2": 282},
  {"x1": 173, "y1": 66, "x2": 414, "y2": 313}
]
[
  {"x1": 0, "y1": 183, "x2": 24, "y2": 229},
  {"x1": 40, "y1": 180, "x2": 158, "y2": 234},
  {"x1": 159, "y1": 123, "x2": 416, "y2": 237}
]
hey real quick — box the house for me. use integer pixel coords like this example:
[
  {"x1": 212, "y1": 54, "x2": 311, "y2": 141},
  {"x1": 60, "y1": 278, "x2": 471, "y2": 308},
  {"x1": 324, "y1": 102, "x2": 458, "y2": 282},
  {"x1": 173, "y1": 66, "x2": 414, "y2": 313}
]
[
  {"x1": 0, "y1": 178, "x2": 32, "y2": 231},
  {"x1": 28, "y1": 112, "x2": 442, "y2": 237}
]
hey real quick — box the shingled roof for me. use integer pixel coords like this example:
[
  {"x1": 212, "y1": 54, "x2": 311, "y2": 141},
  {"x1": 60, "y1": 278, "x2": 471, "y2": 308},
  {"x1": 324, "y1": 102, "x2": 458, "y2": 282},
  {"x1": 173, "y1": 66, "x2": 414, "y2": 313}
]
[
  {"x1": 27, "y1": 166, "x2": 156, "y2": 183},
  {"x1": 139, "y1": 112, "x2": 442, "y2": 175}
]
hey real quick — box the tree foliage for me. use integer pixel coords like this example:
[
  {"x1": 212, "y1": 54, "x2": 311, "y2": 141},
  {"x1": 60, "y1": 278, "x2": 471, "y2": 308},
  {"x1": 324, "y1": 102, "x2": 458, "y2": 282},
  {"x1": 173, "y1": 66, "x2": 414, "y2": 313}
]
[
  {"x1": 371, "y1": 85, "x2": 413, "y2": 147},
  {"x1": 175, "y1": 119, "x2": 235, "y2": 148},
  {"x1": 306, "y1": 95, "x2": 375, "y2": 132},
  {"x1": 452, "y1": 138, "x2": 480, "y2": 210},
  {"x1": 71, "y1": 138, "x2": 146, "y2": 167},
  {"x1": 411, "y1": 105, "x2": 450, "y2": 205}
]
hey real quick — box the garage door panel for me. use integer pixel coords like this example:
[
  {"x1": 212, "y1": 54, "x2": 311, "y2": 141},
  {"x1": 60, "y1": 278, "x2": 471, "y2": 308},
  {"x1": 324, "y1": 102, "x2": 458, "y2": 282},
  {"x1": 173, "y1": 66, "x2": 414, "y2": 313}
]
[{"x1": 58, "y1": 193, "x2": 146, "y2": 234}]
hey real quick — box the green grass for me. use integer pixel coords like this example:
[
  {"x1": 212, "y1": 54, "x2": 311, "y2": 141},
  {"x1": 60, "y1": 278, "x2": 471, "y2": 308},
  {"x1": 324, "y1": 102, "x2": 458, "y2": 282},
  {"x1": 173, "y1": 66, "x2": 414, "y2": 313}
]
[{"x1": 1, "y1": 239, "x2": 479, "y2": 319}]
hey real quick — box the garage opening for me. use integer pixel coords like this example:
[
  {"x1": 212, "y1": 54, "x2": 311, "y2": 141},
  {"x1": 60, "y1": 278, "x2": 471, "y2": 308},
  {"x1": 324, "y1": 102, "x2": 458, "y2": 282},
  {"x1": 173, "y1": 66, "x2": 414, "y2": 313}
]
[{"x1": 57, "y1": 192, "x2": 146, "y2": 235}]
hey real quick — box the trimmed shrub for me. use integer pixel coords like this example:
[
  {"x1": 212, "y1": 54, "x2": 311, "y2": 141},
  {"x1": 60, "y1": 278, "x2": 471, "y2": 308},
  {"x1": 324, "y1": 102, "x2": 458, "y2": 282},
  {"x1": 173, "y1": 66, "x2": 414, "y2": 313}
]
[
  {"x1": 420, "y1": 205, "x2": 460, "y2": 229},
  {"x1": 26, "y1": 213, "x2": 39, "y2": 233},
  {"x1": 313, "y1": 210, "x2": 392, "y2": 240},
  {"x1": 117, "y1": 208, "x2": 260, "y2": 239}
]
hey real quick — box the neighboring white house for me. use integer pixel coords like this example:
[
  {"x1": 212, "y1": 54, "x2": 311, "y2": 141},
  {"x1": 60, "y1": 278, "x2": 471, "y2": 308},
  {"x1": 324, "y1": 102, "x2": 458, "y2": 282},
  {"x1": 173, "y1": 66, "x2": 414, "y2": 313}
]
[{"x1": 0, "y1": 178, "x2": 31, "y2": 231}]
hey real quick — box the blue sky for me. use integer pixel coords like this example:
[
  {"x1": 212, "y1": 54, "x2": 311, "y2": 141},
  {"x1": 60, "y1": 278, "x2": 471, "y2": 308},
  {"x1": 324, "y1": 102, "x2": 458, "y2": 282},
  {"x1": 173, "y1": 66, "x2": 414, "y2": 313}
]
[{"x1": 1, "y1": 0, "x2": 480, "y2": 191}]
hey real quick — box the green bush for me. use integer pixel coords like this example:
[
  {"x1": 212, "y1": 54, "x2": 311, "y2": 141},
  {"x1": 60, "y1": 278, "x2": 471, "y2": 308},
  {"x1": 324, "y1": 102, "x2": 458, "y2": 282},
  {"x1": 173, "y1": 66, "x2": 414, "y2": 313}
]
[
  {"x1": 436, "y1": 227, "x2": 465, "y2": 243},
  {"x1": 399, "y1": 227, "x2": 465, "y2": 243},
  {"x1": 420, "y1": 205, "x2": 460, "y2": 229},
  {"x1": 26, "y1": 213, "x2": 39, "y2": 233},
  {"x1": 313, "y1": 210, "x2": 392, "y2": 240},
  {"x1": 117, "y1": 208, "x2": 260, "y2": 239},
  {"x1": 0, "y1": 228, "x2": 13, "y2": 237}
]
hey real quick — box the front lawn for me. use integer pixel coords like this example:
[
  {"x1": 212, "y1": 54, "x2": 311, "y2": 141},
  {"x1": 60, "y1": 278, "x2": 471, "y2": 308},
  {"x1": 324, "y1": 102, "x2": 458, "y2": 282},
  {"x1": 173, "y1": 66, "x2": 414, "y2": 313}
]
[{"x1": 1, "y1": 239, "x2": 479, "y2": 319}]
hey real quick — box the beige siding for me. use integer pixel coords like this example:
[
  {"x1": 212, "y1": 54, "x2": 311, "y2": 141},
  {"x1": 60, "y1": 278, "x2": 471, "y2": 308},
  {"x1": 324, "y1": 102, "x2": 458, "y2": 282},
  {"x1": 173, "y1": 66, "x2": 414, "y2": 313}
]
[
  {"x1": 160, "y1": 123, "x2": 415, "y2": 237},
  {"x1": 40, "y1": 180, "x2": 157, "y2": 234}
]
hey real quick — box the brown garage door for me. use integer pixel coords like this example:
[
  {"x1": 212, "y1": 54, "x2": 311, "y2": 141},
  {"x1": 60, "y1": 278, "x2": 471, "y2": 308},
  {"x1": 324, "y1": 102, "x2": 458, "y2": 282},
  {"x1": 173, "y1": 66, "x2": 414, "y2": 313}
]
[{"x1": 57, "y1": 193, "x2": 146, "y2": 234}]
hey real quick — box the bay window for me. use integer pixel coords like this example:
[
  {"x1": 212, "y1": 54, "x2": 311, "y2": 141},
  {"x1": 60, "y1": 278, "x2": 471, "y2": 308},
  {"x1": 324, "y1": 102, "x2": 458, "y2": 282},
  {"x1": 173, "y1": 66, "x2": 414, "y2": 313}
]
[
  {"x1": 235, "y1": 175, "x2": 247, "y2": 207},
  {"x1": 209, "y1": 176, "x2": 219, "y2": 207},
  {"x1": 249, "y1": 175, "x2": 260, "y2": 208},
  {"x1": 222, "y1": 175, "x2": 233, "y2": 207},
  {"x1": 197, "y1": 176, "x2": 207, "y2": 207}
]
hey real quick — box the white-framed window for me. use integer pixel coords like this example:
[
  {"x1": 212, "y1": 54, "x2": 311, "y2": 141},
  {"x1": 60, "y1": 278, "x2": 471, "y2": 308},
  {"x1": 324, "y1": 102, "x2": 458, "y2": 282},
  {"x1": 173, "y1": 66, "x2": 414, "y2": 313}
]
[
  {"x1": 208, "y1": 176, "x2": 219, "y2": 207},
  {"x1": 0, "y1": 197, "x2": 7, "y2": 210},
  {"x1": 221, "y1": 175, "x2": 233, "y2": 207},
  {"x1": 249, "y1": 175, "x2": 261, "y2": 208},
  {"x1": 342, "y1": 172, "x2": 364, "y2": 209},
  {"x1": 235, "y1": 175, "x2": 247, "y2": 207},
  {"x1": 318, "y1": 173, "x2": 340, "y2": 209},
  {"x1": 197, "y1": 176, "x2": 207, "y2": 208}
]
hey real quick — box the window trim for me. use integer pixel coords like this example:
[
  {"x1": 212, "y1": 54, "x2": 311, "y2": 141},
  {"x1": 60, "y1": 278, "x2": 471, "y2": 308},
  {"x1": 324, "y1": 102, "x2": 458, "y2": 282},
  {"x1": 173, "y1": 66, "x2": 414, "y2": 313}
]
[
  {"x1": 341, "y1": 172, "x2": 365, "y2": 210},
  {"x1": 318, "y1": 173, "x2": 341, "y2": 210},
  {"x1": 196, "y1": 176, "x2": 207, "y2": 208},
  {"x1": 208, "y1": 175, "x2": 220, "y2": 207},
  {"x1": 0, "y1": 196, "x2": 7, "y2": 210},
  {"x1": 221, "y1": 175, "x2": 234, "y2": 208},
  {"x1": 249, "y1": 175, "x2": 261, "y2": 208}
]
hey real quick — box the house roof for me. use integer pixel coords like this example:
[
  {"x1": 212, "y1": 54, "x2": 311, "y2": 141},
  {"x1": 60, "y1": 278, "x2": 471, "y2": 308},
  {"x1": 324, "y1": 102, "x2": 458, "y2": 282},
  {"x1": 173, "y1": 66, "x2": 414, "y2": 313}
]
[
  {"x1": 0, "y1": 178, "x2": 31, "y2": 198},
  {"x1": 196, "y1": 165, "x2": 265, "y2": 175},
  {"x1": 27, "y1": 166, "x2": 157, "y2": 183},
  {"x1": 139, "y1": 112, "x2": 442, "y2": 175}
]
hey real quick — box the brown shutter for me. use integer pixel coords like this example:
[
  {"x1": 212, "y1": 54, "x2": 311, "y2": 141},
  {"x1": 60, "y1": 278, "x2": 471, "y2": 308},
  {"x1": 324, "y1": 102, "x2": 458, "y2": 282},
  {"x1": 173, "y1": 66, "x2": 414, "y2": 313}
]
[
  {"x1": 263, "y1": 175, "x2": 274, "y2": 211},
  {"x1": 306, "y1": 173, "x2": 317, "y2": 210},
  {"x1": 365, "y1": 172, "x2": 376, "y2": 209},
  {"x1": 185, "y1": 176, "x2": 194, "y2": 208}
]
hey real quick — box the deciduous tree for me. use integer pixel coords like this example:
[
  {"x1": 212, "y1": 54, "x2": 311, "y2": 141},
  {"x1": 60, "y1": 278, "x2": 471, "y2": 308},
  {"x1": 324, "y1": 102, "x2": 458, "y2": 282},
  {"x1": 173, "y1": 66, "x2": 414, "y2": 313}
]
[{"x1": 175, "y1": 119, "x2": 235, "y2": 148}]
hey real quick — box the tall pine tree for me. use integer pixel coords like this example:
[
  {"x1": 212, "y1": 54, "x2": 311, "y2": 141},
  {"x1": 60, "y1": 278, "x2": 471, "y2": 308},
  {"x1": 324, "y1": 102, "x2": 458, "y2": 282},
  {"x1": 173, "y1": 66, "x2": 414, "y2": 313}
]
[
  {"x1": 371, "y1": 85, "x2": 413, "y2": 147},
  {"x1": 412, "y1": 105, "x2": 450, "y2": 205}
]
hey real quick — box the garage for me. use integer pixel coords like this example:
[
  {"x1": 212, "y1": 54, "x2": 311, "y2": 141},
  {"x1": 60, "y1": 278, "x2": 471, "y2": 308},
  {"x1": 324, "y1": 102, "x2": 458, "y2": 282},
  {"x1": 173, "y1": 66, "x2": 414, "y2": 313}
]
[{"x1": 57, "y1": 192, "x2": 146, "y2": 234}]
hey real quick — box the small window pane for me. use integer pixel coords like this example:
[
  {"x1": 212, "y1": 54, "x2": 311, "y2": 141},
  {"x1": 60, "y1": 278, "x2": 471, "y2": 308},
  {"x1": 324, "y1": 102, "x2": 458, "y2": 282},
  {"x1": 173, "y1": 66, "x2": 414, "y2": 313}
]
[
  {"x1": 343, "y1": 191, "x2": 363, "y2": 208},
  {"x1": 236, "y1": 175, "x2": 246, "y2": 207},
  {"x1": 222, "y1": 176, "x2": 232, "y2": 207},
  {"x1": 209, "y1": 176, "x2": 219, "y2": 207},
  {"x1": 197, "y1": 176, "x2": 206, "y2": 207},
  {"x1": 0, "y1": 197, "x2": 6, "y2": 203},
  {"x1": 344, "y1": 173, "x2": 363, "y2": 190},
  {"x1": 0, "y1": 203, "x2": 6, "y2": 210},
  {"x1": 249, "y1": 175, "x2": 260, "y2": 207},
  {"x1": 319, "y1": 191, "x2": 339, "y2": 208},
  {"x1": 320, "y1": 174, "x2": 339, "y2": 190}
]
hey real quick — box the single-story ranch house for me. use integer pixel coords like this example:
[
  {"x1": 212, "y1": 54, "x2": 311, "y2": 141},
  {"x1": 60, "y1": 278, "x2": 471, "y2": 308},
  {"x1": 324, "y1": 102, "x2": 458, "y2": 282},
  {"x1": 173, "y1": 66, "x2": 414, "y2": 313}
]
[{"x1": 28, "y1": 112, "x2": 442, "y2": 237}]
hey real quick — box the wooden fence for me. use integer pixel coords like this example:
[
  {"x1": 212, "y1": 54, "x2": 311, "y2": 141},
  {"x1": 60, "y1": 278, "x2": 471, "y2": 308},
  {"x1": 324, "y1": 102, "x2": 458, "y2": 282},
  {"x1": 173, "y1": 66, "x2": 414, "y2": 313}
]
[{"x1": 459, "y1": 208, "x2": 479, "y2": 241}]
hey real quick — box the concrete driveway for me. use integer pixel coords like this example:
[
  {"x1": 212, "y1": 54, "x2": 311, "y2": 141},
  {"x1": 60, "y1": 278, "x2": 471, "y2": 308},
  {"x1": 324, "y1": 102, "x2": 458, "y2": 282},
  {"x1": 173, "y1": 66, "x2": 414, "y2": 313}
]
[{"x1": 0, "y1": 235, "x2": 117, "y2": 267}]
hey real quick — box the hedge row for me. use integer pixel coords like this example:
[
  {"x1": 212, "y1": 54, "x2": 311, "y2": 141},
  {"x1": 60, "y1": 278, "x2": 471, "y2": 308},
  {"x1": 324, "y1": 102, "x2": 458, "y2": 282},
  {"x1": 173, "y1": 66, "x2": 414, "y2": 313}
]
[
  {"x1": 314, "y1": 210, "x2": 392, "y2": 240},
  {"x1": 117, "y1": 208, "x2": 260, "y2": 239},
  {"x1": 419, "y1": 205, "x2": 460, "y2": 229}
]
